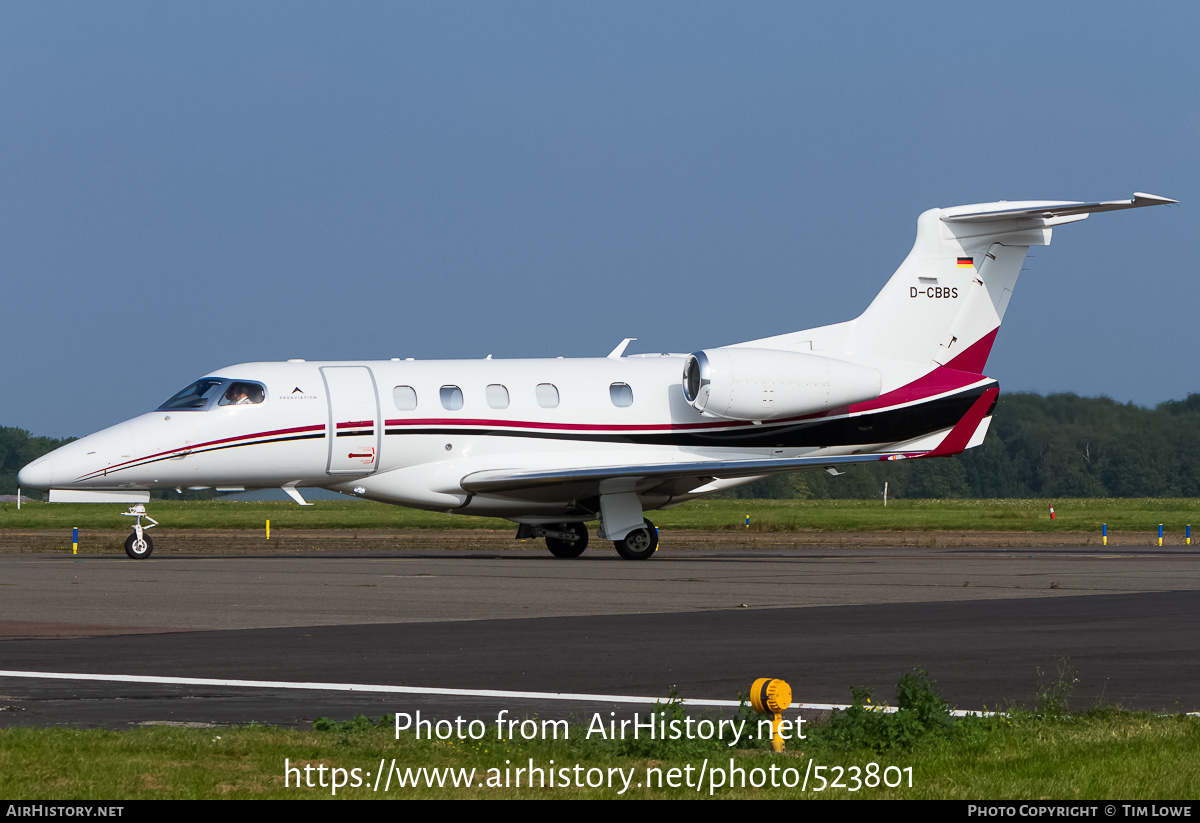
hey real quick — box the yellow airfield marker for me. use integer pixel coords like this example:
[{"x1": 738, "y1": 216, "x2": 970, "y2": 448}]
[{"x1": 751, "y1": 677, "x2": 793, "y2": 753}]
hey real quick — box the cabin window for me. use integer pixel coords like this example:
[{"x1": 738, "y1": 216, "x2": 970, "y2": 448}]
[
  {"x1": 219, "y1": 382, "x2": 266, "y2": 406},
  {"x1": 486, "y1": 384, "x2": 510, "y2": 409},
  {"x1": 536, "y1": 383, "x2": 559, "y2": 409},
  {"x1": 393, "y1": 386, "x2": 417, "y2": 411},
  {"x1": 158, "y1": 379, "x2": 226, "y2": 411},
  {"x1": 609, "y1": 382, "x2": 634, "y2": 408},
  {"x1": 440, "y1": 385, "x2": 464, "y2": 410}
]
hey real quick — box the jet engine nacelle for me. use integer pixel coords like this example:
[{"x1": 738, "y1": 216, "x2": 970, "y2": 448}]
[{"x1": 682, "y1": 348, "x2": 882, "y2": 421}]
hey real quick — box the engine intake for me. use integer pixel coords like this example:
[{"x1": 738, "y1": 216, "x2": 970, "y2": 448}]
[{"x1": 682, "y1": 348, "x2": 881, "y2": 421}]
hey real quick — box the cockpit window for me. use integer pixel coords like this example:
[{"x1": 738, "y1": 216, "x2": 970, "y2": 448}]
[
  {"x1": 157, "y1": 379, "x2": 266, "y2": 411},
  {"x1": 219, "y1": 382, "x2": 266, "y2": 406},
  {"x1": 158, "y1": 379, "x2": 226, "y2": 411}
]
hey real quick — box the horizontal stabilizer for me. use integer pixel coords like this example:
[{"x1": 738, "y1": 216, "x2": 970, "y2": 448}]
[{"x1": 942, "y1": 192, "x2": 1177, "y2": 224}]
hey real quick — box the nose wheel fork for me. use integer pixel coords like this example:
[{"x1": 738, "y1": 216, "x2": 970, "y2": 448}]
[{"x1": 120, "y1": 505, "x2": 158, "y2": 559}]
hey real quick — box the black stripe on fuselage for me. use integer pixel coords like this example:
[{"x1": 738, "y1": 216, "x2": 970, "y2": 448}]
[
  {"x1": 89, "y1": 432, "x2": 327, "y2": 479},
  {"x1": 383, "y1": 385, "x2": 996, "y2": 449}
]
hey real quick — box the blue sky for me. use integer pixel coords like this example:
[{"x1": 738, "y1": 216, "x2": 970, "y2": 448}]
[{"x1": 2, "y1": 1, "x2": 1195, "y2": 438}]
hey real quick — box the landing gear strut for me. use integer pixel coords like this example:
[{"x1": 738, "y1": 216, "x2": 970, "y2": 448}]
[
  {"x1": 545, "y1": 522, "x2": 589, "y2": 558},
  {"x1": 614, "y1": 519, "x2": 658, "y2": 561},
  {"x1": 516, "y1": 523, "x2": 590, "y2": 558},
  {"x1": 120, "y1": 504, "x2": 157, "y2": 559}
]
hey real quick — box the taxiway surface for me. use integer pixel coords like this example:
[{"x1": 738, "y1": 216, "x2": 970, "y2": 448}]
[{"x1": 2, "y1": 541, "x2": 1198, "y2": 728}]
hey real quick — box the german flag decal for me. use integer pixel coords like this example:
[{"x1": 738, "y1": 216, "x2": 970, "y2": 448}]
[{"x1": 957, "y1": 257, "x2": 974, "y2": 268}]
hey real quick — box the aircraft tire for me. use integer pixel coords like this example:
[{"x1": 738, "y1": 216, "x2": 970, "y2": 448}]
[
  {"x1": 546, "y1": 523, "x2": 588, "y2": 558},
  {"x1": 614, "y1": 519, "x2": 658, "y2": 560},
  {"x1": 124, "y1": 533, "x2": 153, "y2": 560}
]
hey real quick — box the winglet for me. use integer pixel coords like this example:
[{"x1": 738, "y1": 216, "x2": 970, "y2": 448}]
[{"x1": 919, "y1": 387, "x2": 999, "y2": 459}]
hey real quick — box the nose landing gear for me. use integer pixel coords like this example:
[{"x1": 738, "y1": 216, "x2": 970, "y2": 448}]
[{"x1": 120, "y1": 505, "x2": 158, "y2": 559}]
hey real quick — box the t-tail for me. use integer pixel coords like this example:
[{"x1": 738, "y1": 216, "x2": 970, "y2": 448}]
[
  {"x1": 718, "y1": 192, "x2": 1177, "y2": 458},
  {"x1": 849, "y1": 192, "x2": 1177, "y2": 376}
]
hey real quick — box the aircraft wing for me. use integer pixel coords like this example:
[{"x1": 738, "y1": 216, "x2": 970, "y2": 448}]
[
  {"x1": 459, "y1": 452, "x2": 902, "y2": 498},
  {"x1": 460, "y1": 383, "x2": 997, "y2": 499}
]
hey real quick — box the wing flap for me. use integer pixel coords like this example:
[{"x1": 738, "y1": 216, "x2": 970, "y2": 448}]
[{"x1": 460, "y1": 452, "x2": 899, "y2": 496}]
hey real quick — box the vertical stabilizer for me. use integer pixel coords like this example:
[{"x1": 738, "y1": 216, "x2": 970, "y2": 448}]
[{"x1": 842, "y1": 193, "x2": 1175, "y2": 375}]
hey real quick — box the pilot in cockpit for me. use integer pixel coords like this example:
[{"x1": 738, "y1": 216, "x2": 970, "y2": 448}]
[{"x1": 222, "y1": 383, "x2": 263, "y2": 406}]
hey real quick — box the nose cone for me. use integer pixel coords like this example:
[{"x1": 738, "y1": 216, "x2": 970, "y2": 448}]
[
  {"x1": 18, "y1": 416, "x2": 153, "y2": 491},
  {"x1": 18, "y1": 454, "x2": 55, "y2": 489}
]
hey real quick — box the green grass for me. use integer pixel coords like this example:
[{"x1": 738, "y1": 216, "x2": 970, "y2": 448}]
[
  {"x1": 2, "y1": 497, "x2": 1197, "y2": 534},
  {"x1": 664, "y1": 497, "x2": 1200, "y2": 533},
  {"x1": 2, "y1": 710, "x2": 1196, "y2": 799}
]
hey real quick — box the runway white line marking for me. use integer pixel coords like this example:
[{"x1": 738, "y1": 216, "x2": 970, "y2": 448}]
[{"x1": 0, "y1": 669, "x2": 987, "y2": 714}]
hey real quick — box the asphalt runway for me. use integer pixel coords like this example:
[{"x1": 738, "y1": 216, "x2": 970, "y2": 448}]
[{"x1": 2, "y1": 542, "x2": 1198, "y2": 729}]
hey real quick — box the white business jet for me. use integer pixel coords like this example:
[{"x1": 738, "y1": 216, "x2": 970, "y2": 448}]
[{"x1": 20, "y1": 193, "x2": 1175, "y2": 560}]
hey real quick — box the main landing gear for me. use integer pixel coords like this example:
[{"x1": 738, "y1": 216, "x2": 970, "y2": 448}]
[
  {"x1": 545, "y1": 523, "x2": 589, "y2": 558},
  {"x1": 517, "y1": 523, "x2": 590, "y2": 558},
  {"x1": 120, "y1": 504, "x2": 158, "y2": 559},
  {"x1": 517, "y1": 519, "x2": 659, "y2": 560},
  {"x1": 614, "y1": 519, "x2": 658, "y2": 561}
]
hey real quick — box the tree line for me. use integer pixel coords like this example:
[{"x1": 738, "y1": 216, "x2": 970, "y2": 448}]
[
  {"x1": 0, "y1": 428, "x2": 74, "y2": 497},
  {"x1": 4, "y1": 392, "x2": 1200, "y2": 499},
  {"x1": 733, "y1": 393, "x2": 1200, "y2": 500}
]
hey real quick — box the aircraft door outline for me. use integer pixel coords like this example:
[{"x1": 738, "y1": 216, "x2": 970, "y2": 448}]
[{"x1": 320, "y1": 365, "x2": 382, "y2": 476}]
